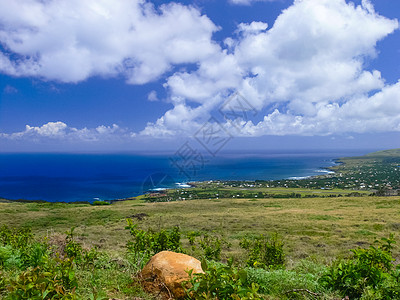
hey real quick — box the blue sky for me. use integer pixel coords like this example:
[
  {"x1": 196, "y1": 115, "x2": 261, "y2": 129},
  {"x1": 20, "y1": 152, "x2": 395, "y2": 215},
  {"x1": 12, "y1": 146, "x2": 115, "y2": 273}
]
[{"x1": 0, "y1": 0, "x2": 400, "y2": 152}]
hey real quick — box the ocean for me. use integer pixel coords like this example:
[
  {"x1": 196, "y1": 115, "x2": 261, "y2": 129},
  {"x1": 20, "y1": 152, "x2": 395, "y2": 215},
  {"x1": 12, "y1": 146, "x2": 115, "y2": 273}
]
[{"x1": 0, "y1": 150, "x2": 366, "y2": 202}]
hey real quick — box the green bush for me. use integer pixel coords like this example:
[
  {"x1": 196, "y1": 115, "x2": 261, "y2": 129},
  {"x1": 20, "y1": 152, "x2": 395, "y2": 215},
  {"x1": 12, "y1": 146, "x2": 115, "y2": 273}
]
[
  {"x1": 200, "y1": 233, "x2": 230, "y2": 261},
  {"x1": 185, "y1": 259, "x2": 260, "y2": 300},
  {"x1": 64, "y1": 227, "x2": 99, "y2": 268},
  {"x1": 0, "y1": 225, "x2": 108, "y2": 299},
  {"x1": 186, "y1": 231, "x2": 231, "y2": 261},
  {"x1": 0, "y1": 270, "x2": 5, "y2": 291},
  {"x1": 22, "y1": 242, "x2": 49, "y2": 269},
  {"x1": 0, "y1": 225, "x2": 33, "y2": 249},
  {"x1": 240, "y1": 233, "x2": 285, "y2": 269},
  {"x1": 187, "y1": 231, "x2": 201, "y2": 252},
  {"x1": 0, "y1": 226, "x2": 49, "y2": 270},
  {"x1": 125, "y1": 218, "x2": 183, "y2": 266},
  {"x1": 7, "y1": 264, "x2": 77, "y2": 299},
  {"x1": 0, "y1": 245, "x2": 21, "y2": 269},
  {"x1": 320, "y1": 234, "x2": 400, "y2": 299},
  {"x1": 92, "y1": 201, "x2": 110, "y2": 206}
]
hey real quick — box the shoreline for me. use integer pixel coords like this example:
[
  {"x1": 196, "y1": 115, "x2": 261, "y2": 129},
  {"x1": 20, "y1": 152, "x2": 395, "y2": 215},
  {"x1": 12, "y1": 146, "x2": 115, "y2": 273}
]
[
  {"x1": 0, "y1": 158, "x2": 345, "y2": 204},
  {"x1": 0, "y1": 155, "x2": 357, "y2": 204}
]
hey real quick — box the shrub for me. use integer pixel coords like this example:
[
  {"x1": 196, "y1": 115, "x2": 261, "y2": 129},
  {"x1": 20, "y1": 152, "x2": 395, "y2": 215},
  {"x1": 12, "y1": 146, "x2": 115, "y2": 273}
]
[
  {"x1": 0, "y1": 270, "x2": 6, "y2": 291},
  {"x1": 240, "y1": 233, "x2": 285, "y2": 269},
  {"x1": 0, "y1": 225, "x2": 33, "y2": 249},
  {"x1": 63, "y1": 227, "x2": 100, "y2": 269},
  {"x1": 185, "y1": 259, "x2": 260, "y2": 300},
  {"x1": 65, "y1": 227, "x2": 84, "y2": 261},
  {"x1": 0, "y1": 245, "x2": 22, "y2": 269},
  {"x1": 125, "y1": 219, "x2": 183, "y2": 266},
  {"x1": 92, "y1": 201, "x2": 110, "y2": 206},
  {"x1": 7, "y1": 265, "x2": 77, "y2": 299},
  {"x1": 186, "y1": 231, "x2": 231, "y2": 261},
  {"x1": 187, "y1": 231, "x2": 201, "y2": 252},
  {"x1": 21, "y1": 242, "x2": 49, "y2": 269},
  {"x1": 0, "y1": 226, "x2": 49, "y2": 270},
  {"x1": 198, "y1": 233, "x2": 227, "y2": 261},
  {"x1": 320, "y1": 234, "x2": 400, "y2": 299},
  {"x1": 0, "y1": 225, "x2": 105, "y2": 299}
]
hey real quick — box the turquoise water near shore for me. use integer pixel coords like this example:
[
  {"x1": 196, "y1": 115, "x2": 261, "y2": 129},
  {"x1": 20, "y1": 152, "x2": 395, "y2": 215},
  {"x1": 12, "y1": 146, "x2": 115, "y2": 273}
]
[{"x1": 0, "y1": 150, "x2": 366, "y2": 202}]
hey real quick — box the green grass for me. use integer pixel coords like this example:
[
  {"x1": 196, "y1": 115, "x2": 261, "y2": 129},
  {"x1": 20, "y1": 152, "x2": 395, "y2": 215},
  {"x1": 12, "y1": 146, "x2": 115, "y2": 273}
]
[
  {"x1": 1, "y1": 196, "x2": 399, "y2": 262},
  {"x1": 1, "y1": 195, "x2": 400, "y2": 299}
]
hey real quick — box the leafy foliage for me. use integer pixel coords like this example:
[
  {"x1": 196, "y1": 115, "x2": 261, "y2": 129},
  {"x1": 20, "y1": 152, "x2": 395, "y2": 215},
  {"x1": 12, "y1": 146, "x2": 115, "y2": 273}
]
[
  {"x1": 240, "y1": 233, "x2": 285, "y2": 269},
  {"x1": 125, "y1": 218, "x2": 183, "y2": 266},
  {"x1": 0, "y1": 270, "x2": 5, "y2": 291},
  {"x1": 320, "y1": 234, "x2": 400, "y2": 299},
  {"x1": 199, "y1": 233, "x2": 231, "y2": 261},
  {"x1": 187, "y1": 231, "x2": 201, "y2": 252},
  {"x1": 92, "y1": 201, "x2": 110, "y2": 206},
  {"x1": 2, "y1": 214, "x2": 399, "y2": 300},
  {"x1": 0, "y1": 225, "x2": 113, "y2": 299},
  {"x1": 64, "y1": 227, "x2": 99, "y2": 268},
  {"x1": 0, "y1": 226, "x2": 48, "y2": 270},
  {"x1": 185, "y1": 259, "x2": 260, "y2": 300},
  {"x1": 0, "y1": 225, "x2": 33, "y2": 249},
  {"x1": 186, "y1": 231, "x2": 230, "y2": 261},
  {"x1": 7, "y1": 264, "x2": 77, "y2": 299}
]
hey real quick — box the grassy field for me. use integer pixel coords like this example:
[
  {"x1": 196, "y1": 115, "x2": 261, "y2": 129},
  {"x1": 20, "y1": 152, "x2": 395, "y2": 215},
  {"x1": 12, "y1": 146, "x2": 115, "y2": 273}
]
[
  {"x1": 182, "y1": 185, "x2": 371, "y2": 197},
  {"x1": 1, "y1": 195, "x2": 399, "y2": 263},
  {"x1": 1, "y1": 194, "x2": 400, "y2": 299}
]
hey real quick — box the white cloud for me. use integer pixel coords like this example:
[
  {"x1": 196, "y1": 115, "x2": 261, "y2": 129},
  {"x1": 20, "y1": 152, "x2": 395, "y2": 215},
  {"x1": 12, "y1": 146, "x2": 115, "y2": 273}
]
[
  {"x1": 165, "y1": 51, "x2": 243, "y2": 102},
  {"x1": 228, "y1": 80, "x2": 400, "y2": 136},
  {"x1": 26, "y1": 122, "x2": 68, "y2": 137},
  {"x1": 139, "y1": 117, "x2": 175, "y2": 138},
  {"x1": 143, "y1": 0, "x2": 400, "y2": 138},
  {"x1": 140, "y1": 102, "x2": 214, "y2": 137},
  {"x1": 0, "y1": 122, "x2": 136, "y2": 141},
  {"x1": 1, "y1": 0, "x2": 399, "y2": 139},
  {"x1": 3, "y1": 85, "x2": 18, "y2": 94},
  {"x1": 237, "y1": 21, "x2": 268, "y2": 34},
  {"x1": 234, "y1": 0, "x2": 397, "y2": 105},
  {"x1": 0, "y1": 0, "x2": 219, "y2": 84},
  {"x1": 147, "y1": 90, "x2": 159, "y2": 102}
]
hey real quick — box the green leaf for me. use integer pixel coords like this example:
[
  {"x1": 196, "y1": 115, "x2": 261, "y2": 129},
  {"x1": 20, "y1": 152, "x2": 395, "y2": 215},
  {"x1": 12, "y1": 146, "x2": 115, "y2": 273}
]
[
  {"x1": 238, "y1": 270, "x2": 247, "y2": 283},
  {"x1": 201, "y1": 258, "x2": 208, "y2": 272}
]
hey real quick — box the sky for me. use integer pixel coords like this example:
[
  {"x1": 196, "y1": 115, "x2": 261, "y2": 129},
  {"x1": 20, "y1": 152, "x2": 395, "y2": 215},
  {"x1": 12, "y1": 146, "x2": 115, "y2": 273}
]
[{"x1": 0, "y1": 0, "x2": 400, "y2": 153}]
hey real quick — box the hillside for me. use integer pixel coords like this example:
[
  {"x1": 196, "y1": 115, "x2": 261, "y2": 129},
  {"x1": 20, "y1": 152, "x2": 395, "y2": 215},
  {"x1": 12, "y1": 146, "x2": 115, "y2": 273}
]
[
  {"x1": 1, "y1": 149, "x2": 400, "y2": 299},
  {"x1": 1, "y1": 193, "x2": 400, "y2": 299}
]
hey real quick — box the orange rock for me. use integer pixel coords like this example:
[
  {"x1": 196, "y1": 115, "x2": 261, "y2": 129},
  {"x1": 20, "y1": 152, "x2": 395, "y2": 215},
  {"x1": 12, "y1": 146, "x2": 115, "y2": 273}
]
[{"x1": 140, "y1": 251, "x2": 204, "y2": 299}]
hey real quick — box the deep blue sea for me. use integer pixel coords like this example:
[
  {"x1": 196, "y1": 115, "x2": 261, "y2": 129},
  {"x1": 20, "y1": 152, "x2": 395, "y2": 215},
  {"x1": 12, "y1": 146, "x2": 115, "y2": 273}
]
[{"x1": 0, "y1": 150, "x2": 366, "y2": 202}]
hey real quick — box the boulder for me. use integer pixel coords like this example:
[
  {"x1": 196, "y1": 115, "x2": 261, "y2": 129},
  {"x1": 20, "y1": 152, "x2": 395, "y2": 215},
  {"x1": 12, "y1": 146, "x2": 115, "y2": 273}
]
[{"x1": 140, "y1": 251, "x2": 204, "y2": 299}]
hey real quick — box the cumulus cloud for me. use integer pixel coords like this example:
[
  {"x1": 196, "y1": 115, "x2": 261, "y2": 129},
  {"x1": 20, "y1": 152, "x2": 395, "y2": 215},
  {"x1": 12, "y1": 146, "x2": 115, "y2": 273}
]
[
  {"x1": 147, "y1": 90, "x2": 159, "y2": 102},
  {"x1": 234, "y1": 0, "x2": 397, "y2": 104},
  {"x1": 143, "y1": 0, "x2": 399, "y2": 138},
  {"x1": 1, "y1": 0, "x2": 399, "y2": 140},
  {"x1": 0, "y1": 0, "x2": 219, "y2": 84},
  {"x1": 139, "y1": 101, "x2": 217, "y2": 137},
  {"x1": 233, "y1": 80, "x2": 400, "y2": 136},
  {"x1": 0, "y1": 122, "x2": 136, "y2": 142},
  {"x1": 166, "y1": 51, "x2": 243, "y2": 102},
  {"x1": 237, "y1": 21, "x2": 268, "y2": 35}
]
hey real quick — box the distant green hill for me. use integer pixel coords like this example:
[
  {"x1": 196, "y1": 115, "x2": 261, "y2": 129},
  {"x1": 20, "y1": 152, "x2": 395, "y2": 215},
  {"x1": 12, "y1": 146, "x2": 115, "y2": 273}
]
[{"x1": 365, "y1": 148, "x2": 400, "y2": 157}]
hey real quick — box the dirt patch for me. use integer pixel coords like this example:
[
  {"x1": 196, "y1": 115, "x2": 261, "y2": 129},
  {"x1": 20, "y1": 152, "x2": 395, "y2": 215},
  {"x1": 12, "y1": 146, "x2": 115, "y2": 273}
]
[{"x1": 128, "y1": 213, "x2": 149, "y2": 221}]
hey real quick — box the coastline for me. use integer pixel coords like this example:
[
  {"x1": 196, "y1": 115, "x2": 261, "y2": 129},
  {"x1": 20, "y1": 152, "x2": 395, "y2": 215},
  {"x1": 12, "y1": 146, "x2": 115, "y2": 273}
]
[{"x1": 0, "y1": 151, "x2": 366, "y2": 203}]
